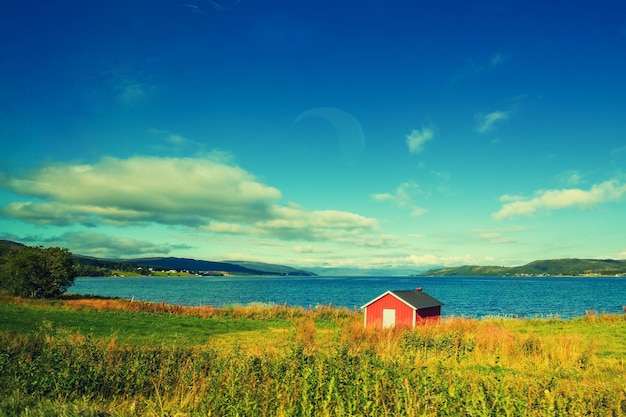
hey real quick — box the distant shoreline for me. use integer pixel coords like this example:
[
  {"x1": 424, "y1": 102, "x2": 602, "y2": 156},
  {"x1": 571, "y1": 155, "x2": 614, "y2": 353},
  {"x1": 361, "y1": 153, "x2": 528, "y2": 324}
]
[{"x1": 419, "y1": 258, "x2": 626, "y2": 277}]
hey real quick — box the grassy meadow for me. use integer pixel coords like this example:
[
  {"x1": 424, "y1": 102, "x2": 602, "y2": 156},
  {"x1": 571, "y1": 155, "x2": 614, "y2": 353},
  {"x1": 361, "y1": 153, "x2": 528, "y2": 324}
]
[{"x1": 1, "y1": 295, "x2": 625, "y2": 416}]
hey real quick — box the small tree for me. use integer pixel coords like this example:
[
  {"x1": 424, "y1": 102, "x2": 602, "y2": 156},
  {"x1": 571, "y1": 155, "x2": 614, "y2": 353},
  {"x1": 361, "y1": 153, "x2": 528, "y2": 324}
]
[{"x1": 0, "y1": 246, "x2": 76, "y2": 298}]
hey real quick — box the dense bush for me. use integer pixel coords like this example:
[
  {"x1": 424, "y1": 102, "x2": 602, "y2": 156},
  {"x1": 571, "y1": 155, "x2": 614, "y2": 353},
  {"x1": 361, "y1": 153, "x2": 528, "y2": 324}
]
[{"x1": 0, "y1": 246, "x2": 76, "y2": 298}]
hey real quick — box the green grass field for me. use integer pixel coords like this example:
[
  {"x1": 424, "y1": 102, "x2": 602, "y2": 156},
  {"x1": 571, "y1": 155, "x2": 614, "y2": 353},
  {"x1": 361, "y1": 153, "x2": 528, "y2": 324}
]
[
  {"x1": 0, "y1": 299, "x2": 287, "y2": 346},
  {"x1": 1, "y1": 295, "x2": 625, "y2": 416}
]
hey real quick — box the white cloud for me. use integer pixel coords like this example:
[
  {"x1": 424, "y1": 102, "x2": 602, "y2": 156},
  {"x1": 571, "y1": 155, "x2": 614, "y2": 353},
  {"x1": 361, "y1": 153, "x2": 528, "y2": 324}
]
[
  {"x1": 0, "y1": 155, "x2": 380, "y2": 245},
  {"x1": 493, "y1": 180, "x2": 626, "y2": 220},
  {"x1": 406, "y1": 127, "x2": 434, "y2": 154},
  {"x1": 255, "y1": 205, "x2": 379, "y2": 243},
  {"x1": 476, "y1": 111, "x2": 510, "y2": 133},
  {"x1": 0, "y1": 155, "x2": 282, "y2": 226}
]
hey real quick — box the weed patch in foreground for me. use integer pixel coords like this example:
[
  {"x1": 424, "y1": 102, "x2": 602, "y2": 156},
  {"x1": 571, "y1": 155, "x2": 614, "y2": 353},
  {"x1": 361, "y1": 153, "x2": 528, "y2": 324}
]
[{"x1": 1, "y1": 297, "x2": 625, "y2": 416}]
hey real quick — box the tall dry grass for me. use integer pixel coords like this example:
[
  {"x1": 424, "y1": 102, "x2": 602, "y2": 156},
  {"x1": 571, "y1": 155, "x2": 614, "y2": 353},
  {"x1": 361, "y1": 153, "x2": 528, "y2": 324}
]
[
  {"x1": 57, "y1": 295, "x2": 359, "y2": 322},
  {"x1": 2, "y1": 311, "x2": 625, "y2": 416}
]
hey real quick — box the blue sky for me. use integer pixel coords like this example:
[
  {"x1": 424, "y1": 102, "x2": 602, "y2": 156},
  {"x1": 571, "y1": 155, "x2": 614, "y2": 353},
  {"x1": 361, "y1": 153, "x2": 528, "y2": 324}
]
[{"x1": 1, "y1": 0, "x2": 625, "y2": 272}]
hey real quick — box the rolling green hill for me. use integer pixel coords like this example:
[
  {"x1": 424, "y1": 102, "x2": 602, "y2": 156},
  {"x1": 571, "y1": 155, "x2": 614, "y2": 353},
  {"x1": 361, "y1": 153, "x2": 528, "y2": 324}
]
[{"x1": 420, "y1": 258, "x2": 626, "y2": 277}]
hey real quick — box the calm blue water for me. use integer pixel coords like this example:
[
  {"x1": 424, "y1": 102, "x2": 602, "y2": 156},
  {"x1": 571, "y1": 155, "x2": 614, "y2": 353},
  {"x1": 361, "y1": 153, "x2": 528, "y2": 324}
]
[{"x1": 69, "y1": 276, "x2": 626, "y2": 319}]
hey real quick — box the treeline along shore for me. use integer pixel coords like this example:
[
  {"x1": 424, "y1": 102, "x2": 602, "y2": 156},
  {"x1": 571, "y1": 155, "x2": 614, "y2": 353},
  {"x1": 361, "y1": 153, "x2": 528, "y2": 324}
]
[{"x1": 1, "y1": 294, "x2": 626, "y2": 416}]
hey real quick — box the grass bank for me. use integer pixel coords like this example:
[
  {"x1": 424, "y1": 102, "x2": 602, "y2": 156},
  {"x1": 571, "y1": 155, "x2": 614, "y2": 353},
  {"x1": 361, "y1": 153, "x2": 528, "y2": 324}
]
[{"x1": 1, "y1": 295, "x2": 625, "y2": 416}]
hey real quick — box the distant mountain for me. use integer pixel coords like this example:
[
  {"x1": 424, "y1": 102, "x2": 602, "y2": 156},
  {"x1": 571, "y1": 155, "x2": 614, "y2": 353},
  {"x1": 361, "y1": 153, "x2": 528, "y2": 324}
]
[
  {"x1": 420, "y1": 258, "x2": 626, "y2": 277},
  {"x1": 224, "y1": 260, "x2": 315, "y2": 276},
  {"x1": 0, "y1": 240, "x2": 316, "y2": 277},
  {"x1": 125, "y1": 257, "x2": 315, "y2": 276}
]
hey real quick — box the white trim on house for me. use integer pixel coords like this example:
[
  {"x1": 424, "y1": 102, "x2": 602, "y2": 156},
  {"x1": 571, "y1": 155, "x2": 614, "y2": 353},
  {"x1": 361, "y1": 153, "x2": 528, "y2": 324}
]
[{"x1": 360, "y1": 290, "x2": 418, "y2": 311}]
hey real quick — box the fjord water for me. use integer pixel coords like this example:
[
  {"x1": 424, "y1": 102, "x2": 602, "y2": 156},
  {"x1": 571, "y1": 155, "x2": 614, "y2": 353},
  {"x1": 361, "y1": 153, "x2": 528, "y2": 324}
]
[{"x1": 69, "y1": 276, "x2": 626, "y2": 319}]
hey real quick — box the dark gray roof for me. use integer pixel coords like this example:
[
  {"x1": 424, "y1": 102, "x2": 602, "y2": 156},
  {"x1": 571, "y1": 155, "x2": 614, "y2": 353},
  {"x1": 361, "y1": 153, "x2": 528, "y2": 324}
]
[
  {"x1": 389, "y1": 290, "x2": 443, "y2": 310},
  {"x1": 361, "y1": 289, "x2": 444, "y2": 310}
]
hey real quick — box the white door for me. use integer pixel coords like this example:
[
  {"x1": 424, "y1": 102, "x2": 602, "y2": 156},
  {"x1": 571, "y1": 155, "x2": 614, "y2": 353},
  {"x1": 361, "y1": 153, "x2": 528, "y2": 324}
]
[{"x1": 382, "y1": 309, "x2": 396, "y2": 328}]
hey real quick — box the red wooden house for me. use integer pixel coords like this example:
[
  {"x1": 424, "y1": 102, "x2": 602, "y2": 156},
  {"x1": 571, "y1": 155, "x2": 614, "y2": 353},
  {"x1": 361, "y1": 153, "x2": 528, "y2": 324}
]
[{"x1": 361, "y1": 288, "x2": 443, "y2": 328}]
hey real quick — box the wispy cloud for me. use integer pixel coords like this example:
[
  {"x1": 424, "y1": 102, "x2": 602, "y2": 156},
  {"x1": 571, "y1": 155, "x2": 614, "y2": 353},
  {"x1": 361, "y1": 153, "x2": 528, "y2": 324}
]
[
  {"x1": 371, "y1": 193, "x2": 394, "y2": 202},
  {"x1": 167, "y1": 134, "x2": 193, "y2": 146},
  {"x1": 493, "y1": 180, "x2": 626, "y2": 220},
  {"x1": 410, "y1": 207, "x2": 427, "y2": 217},
  {"x1": 555, "y1": 170, "x2": 584, "y2": 187},
  {"x1": 451, "y1": 53, "x2": 510, "y2": 83},
  {"x1": 206, "y1": 0, "x2": 241, "y2": 11},
  {"x1": 476, "y1": 231, "x2": 516, "y2": 244},
  {"x1": 468, "y1": 53, "x2": 510, "y2": 74},
  {"x1": 368, "y1": 253, "x2": 485, "y2": 269},
  {"x1": 47, "y1": 232, "x2": 176, "y2": 258},
  {"x1": 476, "y1": 111, "x2": 510, "y2": 133},
  {"x1": 611, "y1": 145, "x2": 626, "y2": 155},
  {"x1": 372, "y1": 181, "x2": 427, "y2": 217},
  {"x1": 149, "y1": 129, "x2": 205, "y2": 154},
  {"x1": 292, "y1": 244, "x2": 332, "y2": 254},
  {"x1": 0, "y1": 155, "x2": 380, "y2": 245},
  {"x1": 474, "y1": 226, "x2": 526, "y2": 244},
  {"x1": 489, "y1": 53, "x2": 509, "y2": 68},
  {"x1": 406, "y1": 127, "x2": 435, "y2": 154},
  {"x1": 107, "y1": 66, "x2": 151, "y2": 103}
]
